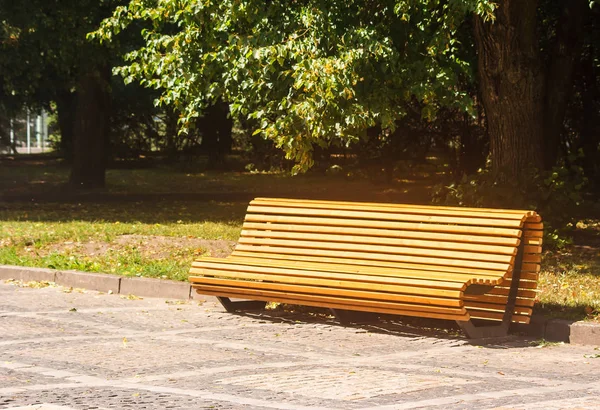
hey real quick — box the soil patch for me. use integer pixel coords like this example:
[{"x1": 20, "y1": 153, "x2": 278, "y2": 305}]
[{"x1": 46, "y1": 234, "x2": 237, "y2": 259}]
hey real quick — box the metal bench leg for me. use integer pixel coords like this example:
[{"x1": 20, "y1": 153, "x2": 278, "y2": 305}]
[
  {"x1": 217, "y1": 297, "x2": 267, "y2": 313},
  {"x1": 457, "y1": 240, "x2": 525, "y2": 339}
]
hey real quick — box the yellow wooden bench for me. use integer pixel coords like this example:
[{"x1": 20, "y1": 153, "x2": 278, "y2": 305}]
[{"x1": 189, "y1": 198, "x2": 543, "y2": 338}]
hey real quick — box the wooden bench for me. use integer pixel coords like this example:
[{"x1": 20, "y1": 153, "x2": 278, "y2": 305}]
[{"x1": 189, "y1": 198, "x2": 543, "y2": 338}]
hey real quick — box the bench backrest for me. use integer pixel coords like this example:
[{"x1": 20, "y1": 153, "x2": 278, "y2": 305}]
[{"x1": 232, "y1": 198, "x2": 541, "y2": 278}]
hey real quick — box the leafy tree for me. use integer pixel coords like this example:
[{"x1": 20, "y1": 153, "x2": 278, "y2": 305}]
[
  {"x1": 0, "y1": 0, "x2": 119, "y2": 187},
  {"x1": 96, "y1": 0, "x2": 600, "y2": 184},
  {"x1": 94, "y1": 0, "x2": 494, "y2": 174}
]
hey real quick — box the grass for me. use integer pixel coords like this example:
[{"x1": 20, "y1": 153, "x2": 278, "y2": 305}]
[
  {"x1": 0, "y1": 195, "x2": 247, "y2": 281},
  {"x1": 535, "y1": 243, "x2": 600, "y2": 321},
  {"x1": 1, "y1": 155, "x2": 432, "y2": 284},
  {"x1": 1, "y1": 155, "x2": 599, "y2": 321}
]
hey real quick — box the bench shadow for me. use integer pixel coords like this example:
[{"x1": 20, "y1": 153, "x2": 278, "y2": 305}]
[{"x1": 217, "y1": 306, "x2": 536, "y2": 349}]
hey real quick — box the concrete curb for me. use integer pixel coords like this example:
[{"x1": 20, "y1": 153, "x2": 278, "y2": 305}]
[
  {"x1": 0, "y1": 264, "x2": 194, "y2": 302},
  {"x1": 510, "y1": 314, "x2": 600, "y2": 345},
  {"x1": 1, "y1": 264, "x2": 598, "y2": 345}
]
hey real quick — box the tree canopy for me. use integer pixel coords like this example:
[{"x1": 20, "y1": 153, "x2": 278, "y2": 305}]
[{"x1": 94, "y1": 0, "x2": 496, "y2": 173}]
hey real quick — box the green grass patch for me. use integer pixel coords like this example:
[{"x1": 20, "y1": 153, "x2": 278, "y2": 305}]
[
  {"x1": 0, "y1": 246, "x2": 192, "y2": 281},
  {"x1": 0, "y1": 199, "x2": 243, "y2": 282},
  {"x1": 536, "y1": 248, "x2": 600, "y2": 321}
]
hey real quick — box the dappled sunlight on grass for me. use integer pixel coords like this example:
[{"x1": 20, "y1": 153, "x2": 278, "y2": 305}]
[{"x1": 536, "y1": 247, "x2": 600, "y2": 321}]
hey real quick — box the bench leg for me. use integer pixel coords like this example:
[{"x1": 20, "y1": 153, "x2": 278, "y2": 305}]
[
  {"x1": 217, "y1": 297, "x2": 267, "y2": 313},
  {"x1": 456, "y1": 320, "x2": 510, "y2": 339},
  {"x1": 457, "y1": 240, "x2": 525, "y2": 339}
]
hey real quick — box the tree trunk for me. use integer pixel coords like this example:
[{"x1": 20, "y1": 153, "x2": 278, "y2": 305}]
[
  {"x1": 474, "y1": 1, "x2": 545, "y2": 180},
  {"x1": 579, "y1": 46, "x2": 600, "y2": 189},
  {"x1": 199, "y1": 101, "x2": 233, "y2": 169},
  {"x1": 56, "y1": 90, "x2": 76, "y2": 161},
  {"x1": 69, "y1": 67, "x2": 111, "y2": 189},
  {"x1": 164, "y1": 108, "x2": 180, "y2": 163},
  {"x1": 542, "y1": 0, "x2": 586, "y2": 169}
]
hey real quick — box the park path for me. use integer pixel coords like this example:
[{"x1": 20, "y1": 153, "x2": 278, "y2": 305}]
[{"x1": 1, "y1": 282, "x2": 599, "y2": 410}]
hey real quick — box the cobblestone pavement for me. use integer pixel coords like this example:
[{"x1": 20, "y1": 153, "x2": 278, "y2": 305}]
[{"x1": 1, "y1": 282, "x2": 600, "y2": 410}]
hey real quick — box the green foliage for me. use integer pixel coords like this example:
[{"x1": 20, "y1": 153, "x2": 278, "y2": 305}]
[
  {"x1": 92, "y1": 0, "x2": 496, "y2": 173},
  {"x1": 432, "y1": 157, "x2": 589, "y2": 249},
  {"x1": 0, "y1": 0, "x2": 118, "y2": 109}
]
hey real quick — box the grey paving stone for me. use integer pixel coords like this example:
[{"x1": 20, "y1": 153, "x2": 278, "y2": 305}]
[
  {"x1": 119, "y1": 277, "x2": 191, "y2": 300},
  {"x1": 2, "y1": 282, "x2": 600, "y2": 410}
]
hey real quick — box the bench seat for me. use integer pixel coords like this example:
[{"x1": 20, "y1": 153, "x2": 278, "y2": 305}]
[{"x1": 189, "y1": 198, "x2": 543, "y2": 337}]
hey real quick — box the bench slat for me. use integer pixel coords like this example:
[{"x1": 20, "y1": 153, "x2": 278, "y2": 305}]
[
  {"x1": 191, "y1": 276, "x2": 464, "y2": 307},
  {"x1": 191, "y1": 260, "x2": 481, "y2": 289},
  {"x1": 466, "y1": 309, "x2": 531, "y2": 323},
  {"x1": 229, "y1": 251, "x2": 512, "y2": 276},
  {"x1": 193, "y1": 286, "x2": 469, "y2": 320},
  {"x1": 482, "y1": 287, "x2": 537, "y2": 299},
  {"x1": 464, "y1": 293, "x2": 536, "y2": 308},
  {"x1": 524, "y1": 222, "x2": 544, "y2": 230},
  {"x1": 523, "y1": 230, "x2": 544, "y2": 238},
  {"x1": 244, "y1": 214, "x2": 523, "y2": 238},
  {"x1": 242, "y1": 222, "x2": 522, "y2": 247},
  {"x1": 238, "y1": 236, "x2": 516, "y2": 263},
  {"x1": 234, "y1": 243, "x2": 513, "y2": 271},
  {"x1": 247, "y1": 205, "x2": 526, "y2": 228},
  {"x1": 464, "y1": 300, "x2": 533, "y2": 315},
  {"x1": 253, "y1": 198, "x2": 541, "y2": 221},
  {"x1": 240, "y1": 229, "x2": 519, "y2": 256},
  {"x1": 198, "y1": 256, "x2": 505, "y2": 282}
]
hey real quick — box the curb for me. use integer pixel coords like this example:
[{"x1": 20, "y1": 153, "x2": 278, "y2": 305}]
[
  {"x1": 0, "y1": 264, "x2": 203, "y2": 302},
  {"x1": 512, "y1": 315, "x2": 600, "y2": 345},
  {"x1": 1, "y1": 264, "x2": 598, "y2": 345}
]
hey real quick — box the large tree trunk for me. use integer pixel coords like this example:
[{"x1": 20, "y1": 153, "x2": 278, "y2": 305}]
[
  {"x1": 579, "y1": 46, "x2": 600, "y2": 189},
  {"x1": 69, "y1": 67, "x2": 111, "y2": 189},
  {"x1": 474, "y1": 1, "x2": 545, "y2": 180}
]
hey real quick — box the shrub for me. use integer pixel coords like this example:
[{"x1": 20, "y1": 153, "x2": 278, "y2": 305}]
[{"x1": 432, "y1": 158, "x2": 588, "y2": 249}]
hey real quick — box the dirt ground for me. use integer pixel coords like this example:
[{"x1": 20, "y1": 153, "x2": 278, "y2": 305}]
[{"x1": 46, "y1": 234, "x2": 237, "y2": 260}]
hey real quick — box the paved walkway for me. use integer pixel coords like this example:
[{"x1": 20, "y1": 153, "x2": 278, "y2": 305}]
[{"x1": 1, "y1": 282, "x2": 599, "y2": 410}]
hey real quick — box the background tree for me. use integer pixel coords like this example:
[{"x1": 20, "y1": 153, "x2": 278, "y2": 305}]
[
  {"x1": 0, "y1": 0, "x2": 120, "y2": 187},
  {"x1": 95, "y1": 0, "x2": 599, "y2": 187},
  {"x1": 94, "y1": 0, "x2": 490, "y2": 174},
  {"x1": 474, "y1": 0, "x2": 588, "y2": 179}
]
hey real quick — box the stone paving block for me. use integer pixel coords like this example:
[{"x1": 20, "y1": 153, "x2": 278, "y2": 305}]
[
  {"x1": 0, "y1": 265, "x2": 56, "y2": 282},
  {"x1": 2, "y1": 282, "x2": 600, "y2": 410},
  {"x1": 545, "y1": 318, "x2": 573, "y2": 342},
  {"x1": 569, "y1": 321, "x2": 600, "y2": 345},
  {"x1": 189, "y1": 287, "x2": 219, "y2": 304},
  {"x1": 119, "y1": 276, "x2": 191, "y2": 299},
  {"x1": 54, "y1": 270, "x2": 121, "y2": 293}
]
